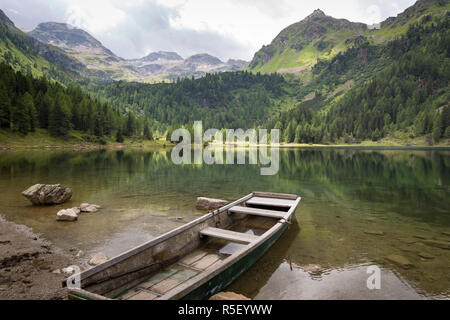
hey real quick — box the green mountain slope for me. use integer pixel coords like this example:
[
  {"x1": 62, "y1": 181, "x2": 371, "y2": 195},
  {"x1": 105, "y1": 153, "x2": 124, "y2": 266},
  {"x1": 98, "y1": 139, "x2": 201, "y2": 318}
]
[
  {"x1": 266, "y1": 13, "x2": 450, "y2": 145},
  {"x1": 249, "y1": 9, "x2": 367, "y2": 74},
  {"x1": 249, "y1": 0, "x2": 450, "y2": 76},
  {"x1": 0, "y1": 9, "x2": 87, "y2": 82}
]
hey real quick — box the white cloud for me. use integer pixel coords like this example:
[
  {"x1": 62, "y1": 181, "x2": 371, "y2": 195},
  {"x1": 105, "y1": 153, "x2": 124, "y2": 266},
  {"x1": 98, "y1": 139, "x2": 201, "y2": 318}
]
[{"x1": 0, "y1": 0, "x2": 417, "y2": 60}]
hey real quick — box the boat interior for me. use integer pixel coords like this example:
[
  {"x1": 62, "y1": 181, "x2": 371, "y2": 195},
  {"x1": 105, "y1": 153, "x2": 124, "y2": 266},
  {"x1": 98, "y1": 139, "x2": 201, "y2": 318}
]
[{"x1": 67, "y1": 193, "x2": 300, "y2": 300}]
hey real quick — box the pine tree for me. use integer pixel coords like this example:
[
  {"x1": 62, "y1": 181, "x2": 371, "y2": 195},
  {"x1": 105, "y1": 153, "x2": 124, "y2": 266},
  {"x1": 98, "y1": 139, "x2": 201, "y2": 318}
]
[
  {"x1": 143, "y1": 121, "x2": 153, "y2": 140},
  {"x1": 49, "y1": 92, "x2": 72, "y2": 137},
  {"x1": 124, "y1": 111, "x2": 136, "y2": 137},
  {"x1": 22, "y1": 92, "x2": 37, "y2": 132},
  {"x1": 116, "y1": 128, "x2": 124, "y2": 143},
  {"x1": 11, "y1": 94, "x2": 32, "y2": 134},
  {"x1": 0, "y1": 84, "x2": 10, "y2": 129}
]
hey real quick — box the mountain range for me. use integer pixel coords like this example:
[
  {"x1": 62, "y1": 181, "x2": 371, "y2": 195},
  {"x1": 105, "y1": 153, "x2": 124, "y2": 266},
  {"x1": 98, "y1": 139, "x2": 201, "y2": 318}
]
[
  {"x1": 0, "y1": 0, "x2": 448, "y2": 146},
  {"x1": 28, "y1": 22, "x2": 248, "y2": 82}
]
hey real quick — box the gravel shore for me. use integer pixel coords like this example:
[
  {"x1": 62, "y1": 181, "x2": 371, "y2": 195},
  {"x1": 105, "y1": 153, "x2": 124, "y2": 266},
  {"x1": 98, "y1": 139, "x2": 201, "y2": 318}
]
[{"x1": 0, "y1": 215, "x2": 74, "y2": 300}]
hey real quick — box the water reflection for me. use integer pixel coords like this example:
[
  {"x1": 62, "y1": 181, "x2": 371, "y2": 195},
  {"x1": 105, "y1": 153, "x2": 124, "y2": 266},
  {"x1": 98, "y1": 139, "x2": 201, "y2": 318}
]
[{"x1": 0, "y1": 148, "x2": 448, "y2": 298}]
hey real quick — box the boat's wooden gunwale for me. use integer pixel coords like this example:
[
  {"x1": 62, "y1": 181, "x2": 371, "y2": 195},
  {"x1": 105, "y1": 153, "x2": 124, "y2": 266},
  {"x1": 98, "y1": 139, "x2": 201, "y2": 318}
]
[
  {"x1": 68, "y1": 193, "x2": 254, "y2": 284},
  {"x1": 252, "y1": 192, "x2": 298, "y2": 200},
  {"x1": 158, "y1": 196, "x2": 301, "y2": 300}
]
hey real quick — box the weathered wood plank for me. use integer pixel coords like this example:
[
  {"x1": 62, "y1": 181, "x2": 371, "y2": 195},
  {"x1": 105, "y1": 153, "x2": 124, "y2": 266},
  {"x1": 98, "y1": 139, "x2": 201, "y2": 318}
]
[
  {"x1": 191, "y1": 254, "x2": 222, "y2": 270},
  {"x1": 252, "y1": 192, "x2": 298, "y2": 200},
  {"x1": 200, "y1": 227, "x2": 259, "y2": 244},
  {"x1": 151, "y1": 269, "x2": 198, "y2": 295},
  {"x1": 139, "y1": 268, "x2": 179, "y2": 289},
  {"x1": 126, "y1": 290, "x2": 158, "y2": 300},
  {"x1": 228, "y1": 206, "x2": 286, "y2": 219},
  {"x1": 246, "y1": 197, "x2": 295, "y2": 208},
  {"x1": 179, "y1": 250, "x2": 209, "y2": 266}
]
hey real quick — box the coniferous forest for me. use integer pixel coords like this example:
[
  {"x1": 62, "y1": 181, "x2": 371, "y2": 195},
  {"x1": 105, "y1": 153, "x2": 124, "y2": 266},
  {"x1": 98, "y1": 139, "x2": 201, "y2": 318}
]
[{"x1": 0, "y1": 62, "x2": 153, "y2": 143}]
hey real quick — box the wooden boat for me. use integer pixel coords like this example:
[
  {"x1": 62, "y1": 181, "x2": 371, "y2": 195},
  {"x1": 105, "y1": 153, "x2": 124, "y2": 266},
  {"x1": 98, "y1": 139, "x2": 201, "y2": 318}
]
[{"x1": 65, "y1": 192, "x2": 301, "y2": 300}]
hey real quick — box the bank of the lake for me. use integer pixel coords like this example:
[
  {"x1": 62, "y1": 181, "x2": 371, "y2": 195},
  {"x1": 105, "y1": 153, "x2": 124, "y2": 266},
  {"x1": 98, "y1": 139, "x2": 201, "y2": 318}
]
[
  {"x1": 1, "y1": 129, "x2": 449, "y2": 151},
  {"x1": 0, "y1": 129, "x2": 173, "y2": 150},
  {"x1": 0, "y1": 215, "x2": 74, "y2": 300}
]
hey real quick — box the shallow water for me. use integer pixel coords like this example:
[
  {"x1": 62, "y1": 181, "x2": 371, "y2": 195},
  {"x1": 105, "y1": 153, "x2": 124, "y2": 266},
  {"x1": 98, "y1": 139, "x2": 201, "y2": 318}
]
[{"x1": 0, "y1": 148, "x2": 449, "y2": 299}]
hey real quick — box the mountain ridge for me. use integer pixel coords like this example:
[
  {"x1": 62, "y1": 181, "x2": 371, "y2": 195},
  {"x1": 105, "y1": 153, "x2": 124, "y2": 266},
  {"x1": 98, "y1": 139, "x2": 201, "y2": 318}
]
[
  {"x1": 26, "y1": 21, "x2": 247, "y2": 82},
  {"x1": 248, "y1": 0, "x2": 449, "y2": 75}
]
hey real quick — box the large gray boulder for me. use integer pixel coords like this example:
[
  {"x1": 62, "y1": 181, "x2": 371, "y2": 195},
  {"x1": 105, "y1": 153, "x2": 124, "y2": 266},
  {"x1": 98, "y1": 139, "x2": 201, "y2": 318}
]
[
  {"x1": 22, "y1": 184, "x2": 72, "y2": 205},
  {"x1": 196, "y1": 197, "x2": 229, "y2": 211}
]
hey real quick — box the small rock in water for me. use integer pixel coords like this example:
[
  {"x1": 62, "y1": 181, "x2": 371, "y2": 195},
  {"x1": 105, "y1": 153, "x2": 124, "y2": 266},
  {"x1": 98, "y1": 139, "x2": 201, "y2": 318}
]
[
  {"x1": 422, "y1": 240, "x2": 450, "y2": 250},
  {"x1": 418, "y1": 252, "x2": 435, "y2": 260},
  {"x1": 441, "y1": 232, "x2": 450, "y2": 237},
  {"x1": 209, "y1": 292, "x2": 251, "y2": 300},
  {"x1": 51, "y1": 269, "x2": 61, "y2": 274},
  {"x1": 196, "y1": 197, "x2": 229, "y2": 211},
  {"x1": 398, "y1": 246, "x2": 417, "y2": 253},
  {"x1": 88, "y1": 253, "x2": 109, "y2": 266},
  {"x1": 56, "y1": 208, "x2": 80, "y2": 222},
  {"x1": 22, "y1": 184, "x2": 72, "y2": 205},
  {"x1": 301, "y1": 264, "x2": 324, "y2": 274},
  {"x1": 384, "y1": 255, "x2": 414, "y2": 269},
  {"x1": 364, "y1": 231, "x2": 385, "y2": 236},
  {"x1": 397, "y1": 238, "x2": 418, "y2": 245},
  {"x1": 75, "y1": 250, "x2": 84, "y2": 258},
  {"x1": 62, "y1": 267, "x2": 76, "y2": 275},
  {"x1": 80, "y1": 203, "x2": 101, "y2": 213},
  {"x1": 414, "y1": 235, "x2": 428, "y2": 240}
]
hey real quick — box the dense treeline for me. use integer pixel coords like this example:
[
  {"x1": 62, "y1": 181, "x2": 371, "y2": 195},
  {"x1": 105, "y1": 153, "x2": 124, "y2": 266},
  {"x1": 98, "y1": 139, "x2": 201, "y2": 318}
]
[
  {"x1": 85, "y1": 71, "x2": 286, "y2": 132},
  {"x1": 0, "y1": 62, "x2": 152, "y2": 141},
  {"x1": 268, "y1": 15, "x2": 450, "y2": 144}
]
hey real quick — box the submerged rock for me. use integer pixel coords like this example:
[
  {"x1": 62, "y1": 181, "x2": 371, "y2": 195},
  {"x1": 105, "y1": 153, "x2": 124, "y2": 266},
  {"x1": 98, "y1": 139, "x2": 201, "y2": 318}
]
[
  {"x1": 80, "y1": 203, "x2": 101, "y2": 213},
  {"x1": 364, "y1": 231, "x2": 385, "y2": 236},
  {"x1": 196, "y1": 197, "x2": 229, "y2": 211},
  {"x1": 209, "y1": 292, "x2": 251, "y2": 300},
  {"x1": 88, "y1": 253, "x2": 109, "y2": 266},
  {"x1": 418, "y1": 252, "x2": 435, "y2": 260},
  {"x1": 56, "y1": 208, "x2": 80, "y2": 222},
  {"x1": 384, "y1": 255, "x2": 414, "y2": 269},
  {"x1": 422, "y1": 240, "x2": 450, "y2": 250},
  {"x1": 22, "y1": 184, "x2": 72, "y2": 205},
  {"x1": 301, "y1": 264, "x2": 324, "y2": 274}
]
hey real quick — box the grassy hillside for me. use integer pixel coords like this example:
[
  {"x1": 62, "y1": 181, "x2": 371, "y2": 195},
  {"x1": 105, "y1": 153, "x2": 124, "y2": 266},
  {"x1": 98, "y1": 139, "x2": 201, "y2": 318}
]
[
  {"x1": 0, "y1": 9, "x2": 86, "y2": 83},
  {"x1": 248, "y1": 0, "x2": 450, "y2": 76},
  {"x1": 267, "y1": 14, "x2": 450, "y2": 145},
  {"x1": 249, "y1": 9, "x2": 367, "y2": 75}
]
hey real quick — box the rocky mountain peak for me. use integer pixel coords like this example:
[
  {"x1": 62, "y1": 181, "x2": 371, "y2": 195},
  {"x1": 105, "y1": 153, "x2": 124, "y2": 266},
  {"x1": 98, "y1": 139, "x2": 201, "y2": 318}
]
[
  {"x1": 30, "y1": 22, "x2": 102, "y2": 48},
  {"x1": 141, "y1": 51, "x2": 183, "y2": 62},
  {"x1": 185, "y1": 53, "x2": 223, "y2": 66},
  {"x1": 307, "y1": 9, "x2": 326, "y2": 19},
  {"x1": 0, "y1": 9, "x2": 14, "y2": 26}
]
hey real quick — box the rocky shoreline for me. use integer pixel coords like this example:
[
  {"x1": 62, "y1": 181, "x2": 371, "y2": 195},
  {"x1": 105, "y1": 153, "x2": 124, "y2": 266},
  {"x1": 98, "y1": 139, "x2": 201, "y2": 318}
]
[{"x1": 0, "y1": 215, "x2": 74, "y2": 300}]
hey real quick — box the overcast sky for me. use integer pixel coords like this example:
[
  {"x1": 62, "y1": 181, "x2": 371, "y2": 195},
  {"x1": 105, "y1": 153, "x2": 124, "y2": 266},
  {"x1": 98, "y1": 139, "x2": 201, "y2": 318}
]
[{"x1": 0, "y1": 0, "x2": 417, "y2": 61}]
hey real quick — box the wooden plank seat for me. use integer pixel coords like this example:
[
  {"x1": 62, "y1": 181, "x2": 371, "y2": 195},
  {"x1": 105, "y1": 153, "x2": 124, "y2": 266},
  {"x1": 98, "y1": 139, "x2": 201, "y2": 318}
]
[
  {"x1": 228, "y1": 206, "x2": 286, "y2": 219},
  {"x1": 200, "y1": 227, "x2": 259, "y2": 244},
  {"x1": 246, "y1": 197, "x2": 295, "y2": 208}
]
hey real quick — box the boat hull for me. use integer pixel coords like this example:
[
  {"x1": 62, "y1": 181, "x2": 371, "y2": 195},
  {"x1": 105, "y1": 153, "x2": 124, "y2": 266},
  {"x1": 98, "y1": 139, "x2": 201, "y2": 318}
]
[{"x1": 181, "y1": 223, "x2": 288, "y2": 300}]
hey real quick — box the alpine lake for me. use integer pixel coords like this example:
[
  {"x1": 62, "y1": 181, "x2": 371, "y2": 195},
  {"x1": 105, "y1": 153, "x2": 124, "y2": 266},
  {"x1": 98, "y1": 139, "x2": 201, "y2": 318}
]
[{"x1": 0, "y1": 147, "x2": 449, "y2": 299}]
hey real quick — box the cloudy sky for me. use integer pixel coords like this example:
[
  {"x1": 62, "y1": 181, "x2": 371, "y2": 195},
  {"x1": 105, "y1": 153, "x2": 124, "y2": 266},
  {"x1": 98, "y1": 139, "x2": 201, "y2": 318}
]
[{"x1": 0, "y1": 0, "x2": 416, "y2": 61}]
